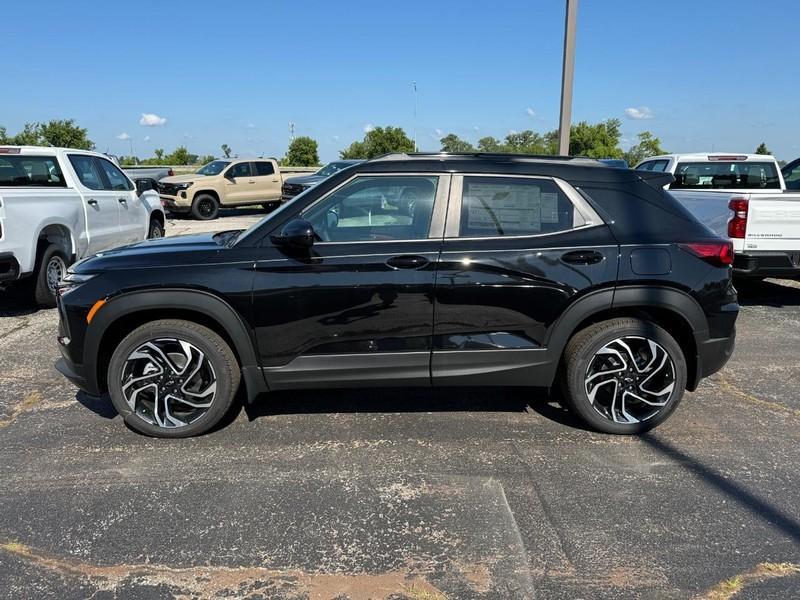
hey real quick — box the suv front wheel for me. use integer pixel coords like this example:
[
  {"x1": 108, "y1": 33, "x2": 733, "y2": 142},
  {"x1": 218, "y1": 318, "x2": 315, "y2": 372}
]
[
  {"x1": 107, "y1": 319, "x2": 240, "y2": 437},
  {"x1": 562, "y1": 318, "x2": 687, "y2": 434}
]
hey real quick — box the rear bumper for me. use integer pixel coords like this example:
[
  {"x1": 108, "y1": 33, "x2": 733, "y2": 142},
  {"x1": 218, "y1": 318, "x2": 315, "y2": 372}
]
[
  {"x1": 0, "y1": 252, "x2": 21, "y2": 283},
  {"x1": 734, "y1": 251, "x2": 800, "y2": 278}
]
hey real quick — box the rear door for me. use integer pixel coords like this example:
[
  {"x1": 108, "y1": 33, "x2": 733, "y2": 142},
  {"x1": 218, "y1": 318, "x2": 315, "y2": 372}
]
[
  {"x1": 431, "y1": 174, "x2": 618, "y2": 386},
  {"x1": 252, "y1": 161, "x2": 282, "y2": 201},
  {"x1": 95, "y1": 156, "x2": 143, "y2": 244},
  {"x1": 67, "y1": 154, "x2": 121, "y2": 253}
]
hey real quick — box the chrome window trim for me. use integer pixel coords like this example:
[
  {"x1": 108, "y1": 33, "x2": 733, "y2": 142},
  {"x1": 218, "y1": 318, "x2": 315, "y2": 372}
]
[
  {"x1": 444, "y1": 173, "x2": 605, "y2": 241},
  {"x1": 299, "y1": 172, "x2": 451, "y2": 245}
]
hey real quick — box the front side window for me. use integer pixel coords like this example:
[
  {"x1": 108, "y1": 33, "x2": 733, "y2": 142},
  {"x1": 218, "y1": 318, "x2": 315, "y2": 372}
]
[
  {"x1": 68, "y1": 155, "x2": 104, "y2": 190},
  {"x1": 97, "y1": 158, "x2": 133, "y2": 191},
  {"x1": 0, "y1": 156, "x2": 65, "y2": 187},
  {"x1": 783, "y1": 161, "x2": 800, "y2": 191},
  {"x1": 254, "y1": 161, "x2": 275, "y2": 176},
  {"x1": 458, "y1": 177, "x2": 581, "y2": 237},
  {"x1": 671, "y1": 161, "x2": 780, "y2": 189},
  {"x1": 228, "y1": 162, "x2": 252, "y2": 178},
  {"x1": 303, "y1": 176, "x2": 438, "y2": 242}
]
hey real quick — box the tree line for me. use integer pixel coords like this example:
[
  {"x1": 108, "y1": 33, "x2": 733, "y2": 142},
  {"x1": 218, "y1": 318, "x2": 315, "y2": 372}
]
[{"x1": 0, "y1": 119, "x2": 782, "y2": 167}]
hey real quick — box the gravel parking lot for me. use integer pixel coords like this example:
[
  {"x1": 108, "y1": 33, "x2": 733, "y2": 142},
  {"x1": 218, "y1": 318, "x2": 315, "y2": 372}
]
[{"x1": 0, "y1": 210, "x2": 798, "y2": 599}]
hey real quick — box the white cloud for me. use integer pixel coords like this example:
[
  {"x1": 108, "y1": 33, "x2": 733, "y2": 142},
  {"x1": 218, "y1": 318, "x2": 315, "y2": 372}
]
[
  {"x1": 525, "y1": 107, "x2": 536, "y2": 117},
  {"x1": 624, "y1": 106, "x2": 654, "y2": 120},
  {"x1": 435, "y1": 128, "x2": 444, "y2": 138},
  {"x1": 139, "y1": 112, "x2": 167, "y2": 127},
  {"x1": 116, "y1": 132, "x2": 130, "y2": 140},
  {"x1": 363, "y1": 123, "x2": 374, "y2": 133},
  {"x1": 144, "y1": 135, "x2": 150, "y2": 142}
]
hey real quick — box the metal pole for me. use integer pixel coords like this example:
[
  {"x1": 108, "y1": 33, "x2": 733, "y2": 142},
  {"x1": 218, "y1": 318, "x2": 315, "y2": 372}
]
[
  {"x1": 558, "y1": 0, "x2": 578, "y2": 156},
  {"x1": 412, "y1": 81, "x2": 418, "y2": 152}
]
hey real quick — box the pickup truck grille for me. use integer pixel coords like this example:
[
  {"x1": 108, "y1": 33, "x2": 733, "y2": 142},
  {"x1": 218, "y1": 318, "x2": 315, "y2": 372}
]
[
  {"x1": 282, "y1": 183, "x2": 306, "y2": 199},
  {"x1": 158, "y1": 182, "x2": 179, "y2": 196}
]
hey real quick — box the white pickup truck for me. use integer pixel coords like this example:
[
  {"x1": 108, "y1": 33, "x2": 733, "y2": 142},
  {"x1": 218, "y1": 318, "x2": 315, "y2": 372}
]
[
  {"x1": 636, "y1": 153, "x2": 800, "y2": 279},
  {"x1": 0, "y1": 146, "x2": 165, "y2": 306}
]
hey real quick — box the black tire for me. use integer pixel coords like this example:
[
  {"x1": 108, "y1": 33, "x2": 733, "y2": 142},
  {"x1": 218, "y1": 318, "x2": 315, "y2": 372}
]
[
  {"x1": 561, "y1": 317, "x2": 687, "y2": 434},
  {"x1": 30, "y1": 244, "x2": 69, "y2": 308},
  {"x1": 107, "y1": 319, "x2": 241, "y2": 438},
  {"x1": 148, "y1": 216, "x2": 165, "y2": 239},
  {"x1": 191, "y1": 194, "x2": 219, "y2": 220}
]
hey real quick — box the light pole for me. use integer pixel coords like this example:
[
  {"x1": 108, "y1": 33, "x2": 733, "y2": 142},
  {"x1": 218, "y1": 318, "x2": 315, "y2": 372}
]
[
  {"x1": 412, "y1": 81, "x2": 418, "y2": 152},
  {"x1": 558, "y1": 0, "x2": 578, "y2": 156},
  {"x1": 128, "y1": 139, "x2": 136, "y2": 164}
]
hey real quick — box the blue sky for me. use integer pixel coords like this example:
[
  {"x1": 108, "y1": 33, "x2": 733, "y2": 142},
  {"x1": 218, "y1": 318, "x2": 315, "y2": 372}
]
[{"x1": 4, "y1": 0, "x2": 799, "y2": 162}]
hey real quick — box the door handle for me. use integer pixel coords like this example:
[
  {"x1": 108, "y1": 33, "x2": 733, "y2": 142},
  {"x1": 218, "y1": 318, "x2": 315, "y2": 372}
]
[
  {"x1": 248, "y1": 180, "x2": 256, "y2": 184},
  {"x1": 386, "y1": 255, "x2": 429, "y2": 270},
  {"x1": 561, "y1": 250, "x2": 604, "y2": 265},
  {"x1": 117, "y1": 197, "x2": 127, "y2": 204},
  {"x1": 87, "y1": 199, "x2": 98, "y2": 207},
  {"x1": 272, "y1": 179, "x2": 279, "y2": 182}
]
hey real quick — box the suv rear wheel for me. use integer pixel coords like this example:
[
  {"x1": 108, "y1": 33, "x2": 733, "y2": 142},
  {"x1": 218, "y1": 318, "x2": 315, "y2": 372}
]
[
  {"x1": 561, "y1": 318, "x2": 686, "y2": 434},
  {"x1": 191, "y1": 194, "x2": 219, "y2": 220},
  {"x1": 107, "y1": 319, "x2": 240, "y2": 437}
]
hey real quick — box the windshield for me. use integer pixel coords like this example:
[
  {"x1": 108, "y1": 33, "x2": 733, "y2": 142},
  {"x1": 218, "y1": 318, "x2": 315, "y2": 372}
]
[
  {"x1": 196, "y1": 160, "x2": 230, "y2": 176},
  {"x1": 316, "y1": 161, "x2": 353, "y2": 178}
]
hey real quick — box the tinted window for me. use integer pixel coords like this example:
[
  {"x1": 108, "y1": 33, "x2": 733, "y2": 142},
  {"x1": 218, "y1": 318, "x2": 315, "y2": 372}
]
[
  {"x1": 459, "y1": 177, "x2": 580, "y2": 237},
  {"x1": 97, "y1": 158, "x2": 133, "y2": 191},
  {"x1": 228, "y1": 162, "x2": 252, "y2": 178},
  {"x1": 68, "y1": 155, "x2": 104, "y2": 190},
  {"x1": 196, "y1": 160, "x2": 230, "y2": 176},
  {"x1": 0, "y1": 155, "x2": 65, "y2": 187},
  {"x1": 303, "y1": 176, "x2": 438, "y2": 242},
  {"x1": 671, "y1": 161, "x2": 780, "y2": 190},
  {"x1": 783, "y1": 161, "x2": 800, "y2": 191},
  {"x1": 254, "y1": 162, "x2": 275, "y2": 176},
  {"x1": 636, "y1": 161, "x2": 654, "y2": 171},
  {"x1": 650, "y1": 160, "x2": 669, "y2": 172}
]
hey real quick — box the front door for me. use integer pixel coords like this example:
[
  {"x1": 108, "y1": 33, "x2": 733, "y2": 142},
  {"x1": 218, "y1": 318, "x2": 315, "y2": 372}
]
[
  {"x1": 432, "y1": 174, "x2": 618, "y2": 386},
  {"x1": 67, "y1": 154, "x2": 121, "y2": 253},
  {"x1": 250, "y1": 173, "x2": 450, "y2": 388},
  {"x1": 95, "y1": 156, "x2": 143, "y2": 244},
  {"x1": 223, "y1": 161, "x2": 256, "y2": 204}
]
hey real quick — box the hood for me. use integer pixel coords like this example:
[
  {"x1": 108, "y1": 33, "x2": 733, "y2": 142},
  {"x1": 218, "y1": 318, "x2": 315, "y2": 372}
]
[
  {"x1": 72, "y1": 232, "x2": 234, "y2": 273},
  {"x1": 284, "y1": 174, "x2": 324, "y2": 186},
  {"x1": 160, "y1": 173, "x2": 203, "y2": 184}
]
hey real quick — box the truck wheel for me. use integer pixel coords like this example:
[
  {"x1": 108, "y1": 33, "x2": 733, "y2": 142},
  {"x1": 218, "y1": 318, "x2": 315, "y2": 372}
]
[
  {"x1": 31, "y1": 244, "x2": 69, "y2": 308},
  {"x1": 148, "y1": 216, "x2": 165, "y2": 239},
  {"x1": 561, "y1": 318, "x2": 686, "y2": 434},
  {"x1": 191, "y1": 194, "x2": 219, "y2": 220},
  {"x1": 107, "y1": 319, "x2": 241, "y2": 438}
]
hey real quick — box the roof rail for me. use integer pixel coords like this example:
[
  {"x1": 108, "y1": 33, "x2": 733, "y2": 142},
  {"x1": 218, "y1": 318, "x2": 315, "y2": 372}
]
[{"x1": 371, "y1": 152, "x2": 600, "y2": 163}]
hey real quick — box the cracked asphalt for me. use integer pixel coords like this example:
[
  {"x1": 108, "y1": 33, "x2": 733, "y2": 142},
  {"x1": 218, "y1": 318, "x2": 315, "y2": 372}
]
[{"x1": 0, "y1": 211, "x2": 798, "y2": 599}]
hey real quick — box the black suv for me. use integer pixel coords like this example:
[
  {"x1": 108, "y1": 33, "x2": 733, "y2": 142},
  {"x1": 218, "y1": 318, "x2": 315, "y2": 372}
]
[{"x1": 55, "y1": 153, "x2": 738, "y2": 437}]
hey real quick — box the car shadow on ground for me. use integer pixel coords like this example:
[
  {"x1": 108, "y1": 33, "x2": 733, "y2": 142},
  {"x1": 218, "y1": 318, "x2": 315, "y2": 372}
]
[
  {"x1": 736, "y1": 278, "x2": 800, "y2": 307},
  {"x1": 0, "y1": 286, "x2": 40, "y2": 317}
]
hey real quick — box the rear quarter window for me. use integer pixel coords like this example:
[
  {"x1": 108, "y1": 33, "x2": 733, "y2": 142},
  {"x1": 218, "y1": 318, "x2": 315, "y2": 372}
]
[{"x1": 0, "y1": 156, "x2": 66, "y2": 187}]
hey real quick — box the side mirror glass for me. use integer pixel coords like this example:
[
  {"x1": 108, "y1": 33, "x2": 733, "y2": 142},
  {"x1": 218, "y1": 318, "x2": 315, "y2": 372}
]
[
  {"x1": 271, "y1": 218, "x2": 315, "y2": 250},
  {"x1": 136, "y1": 179, "x2": 153, "y2": 195}
]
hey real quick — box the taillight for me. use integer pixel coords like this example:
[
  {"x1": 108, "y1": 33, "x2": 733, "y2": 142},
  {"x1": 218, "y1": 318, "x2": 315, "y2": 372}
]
[
  {"x1": 728, "y1": 198, "x2": 748, "y2": 239},
  {"x1": 679, "y1": 242, "x2": 734, "y2": 267},
  {"x1": 167, "y1": 169, "x2": 174, "y2": 177}
]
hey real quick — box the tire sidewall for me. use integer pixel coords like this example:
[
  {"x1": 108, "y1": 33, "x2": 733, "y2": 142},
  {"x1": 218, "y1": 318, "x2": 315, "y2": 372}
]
[
  {"x1": 148, "y1": 218, "x2": 165, "y2": 239},
  {"x1": 107, "y1": 321, "x2": 238, "y2": 438},
  {"x1": 33, "y1": 245, "x2": 68, "y2": 308},
  {"x1": 191, "y1": 194, "x2": 219, "y2": 220},
  {"x1": 566, "y1": 320, "x2": 687, "y2": 434}
]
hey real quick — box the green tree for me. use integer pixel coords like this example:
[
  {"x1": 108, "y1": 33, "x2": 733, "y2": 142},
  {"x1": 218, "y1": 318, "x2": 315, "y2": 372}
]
[
  {"x1": 119, "y1": 156, "x2": 139, "y2": 166},
  {"x1": 439, "y1": 133, "x2": 475, "y2": 153},
  {"x1": 623, "y1": 131, "x2": 667, "y2": 167},
  {"x1": 221, "y1": 144, "x2": 232, "y2": 158},
  {"x1": 10, "y1": 123, "x2": 43, "y2": 146},
  {"x1": 154, "y1": 148, "x2": 165, "y2": 162},
  {"x1": 285, "y1": 136, "x2": 320, "y2": 166},
  {"x1": 504, "y1": 130, "x2": 552, "y2": 154},
  {"x1": 165, "y1": 146, "x2": 197, "y2": 165},
  {"x1": 340, "y1": 126, "x2": 415, "y2": 159},
  {"x1": 38, "y1": 119, "x2": 94, "y2": 149},
  {"x1": 755, "y1": 142, "x2": 771, "y2": 155},
  {"x1": 477, "y1": 136, "x2": 504, "y2": 153},
  {"x1": 0, "y1": 126, "x2": 8, "y2": 144},
  {"x1": 568, "y1": 119, "x2": 623, "y2": 158}
]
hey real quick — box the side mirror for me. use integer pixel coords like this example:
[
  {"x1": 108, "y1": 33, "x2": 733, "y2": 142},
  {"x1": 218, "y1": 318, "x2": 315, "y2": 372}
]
[
  {"x1": 224, "y1": 169, "x2": 236, "y2": 180},
  {"x1": 136, "y1": 179, "x2": 154, "y2": 194},
  {"x1": 271, "y1": 219, "x2": 316, "y2": 250}
]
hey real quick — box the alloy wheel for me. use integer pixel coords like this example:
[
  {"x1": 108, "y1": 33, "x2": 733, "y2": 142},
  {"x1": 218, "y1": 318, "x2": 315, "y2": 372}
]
[
  {"x1": 120, "y1": 338, "x2": 217, "y2": 428},
  {"x1": 199, "y1": 199, "x2": 214, "y2": 217},
  {"x1": 584, "y1": 336, "x2": 676, "y2": 424}
]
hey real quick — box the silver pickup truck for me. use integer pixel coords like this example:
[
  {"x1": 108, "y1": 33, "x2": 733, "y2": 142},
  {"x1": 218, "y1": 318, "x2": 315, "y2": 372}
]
[
  {"x1": 0, "y1": 146, "x2": 165, "y2": 306},
  {"x1": 636, "y1": 153, "x2": 800, "y2": 279},
  {"x1": 122, "y1": 166, "x2": 175, "y2": 192}
]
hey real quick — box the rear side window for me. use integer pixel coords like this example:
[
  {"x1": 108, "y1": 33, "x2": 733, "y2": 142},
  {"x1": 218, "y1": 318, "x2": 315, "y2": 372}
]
[
  {"x1": 97, "y1": 158, "x2": 133, "y2": 191},
  {"x1": 636, "y1": 160, "x2": 668, "y2": 172},
  {"x1": 458, "y1": 177, "x2": 582, "y2": 237},
  {"x1": 68, "y1": 155, "x2": 104, "y2": 190},
  {"x1": 671, "y1": 161, "x2": 780, "y2": 190},
  {"x1": 0, "y1": 156, "x2": 65, "y2": 187},
  {"x1": 254, "y1": 162, "x2": 275, "y2": 176}
]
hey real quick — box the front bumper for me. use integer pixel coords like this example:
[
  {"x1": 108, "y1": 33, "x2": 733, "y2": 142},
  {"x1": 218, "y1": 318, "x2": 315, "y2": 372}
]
[
  {"x1": 160, "y1": 196, "x2": 191, "y2": 213},
  {"x1": 54, "y1": 356, "x2": 98, "y2": 395},
  {"x1": 734, "y1": 251, "x2": 800, "y2": 278}
]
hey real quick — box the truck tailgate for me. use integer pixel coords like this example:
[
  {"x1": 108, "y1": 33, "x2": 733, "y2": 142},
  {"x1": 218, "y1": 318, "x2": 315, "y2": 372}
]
[{"x1": 744, "y1": 193, "x2": 800, "y2": 252}]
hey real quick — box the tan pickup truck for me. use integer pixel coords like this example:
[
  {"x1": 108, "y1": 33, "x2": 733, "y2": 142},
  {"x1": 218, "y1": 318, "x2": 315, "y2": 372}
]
[{"x1": 157, "y1": 158, "x2": 295, "y2": 219}]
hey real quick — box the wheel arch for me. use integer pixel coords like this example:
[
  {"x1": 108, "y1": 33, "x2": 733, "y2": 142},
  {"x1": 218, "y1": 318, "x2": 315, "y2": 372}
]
[
  {"x1": 36, "y1": 222, "x2": 75, "y2": 261},
  {"x1": 86, "y1": 289, "x2": 265, "y2": 400}
]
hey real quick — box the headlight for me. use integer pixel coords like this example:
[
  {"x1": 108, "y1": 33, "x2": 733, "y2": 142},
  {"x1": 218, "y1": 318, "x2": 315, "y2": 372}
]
[
  {"x1": 57, "y1": 272, "x2": 97, "y2": 296},
  {"x1": 175, "y1": 182, "x2": 194, "y2": 190}
]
